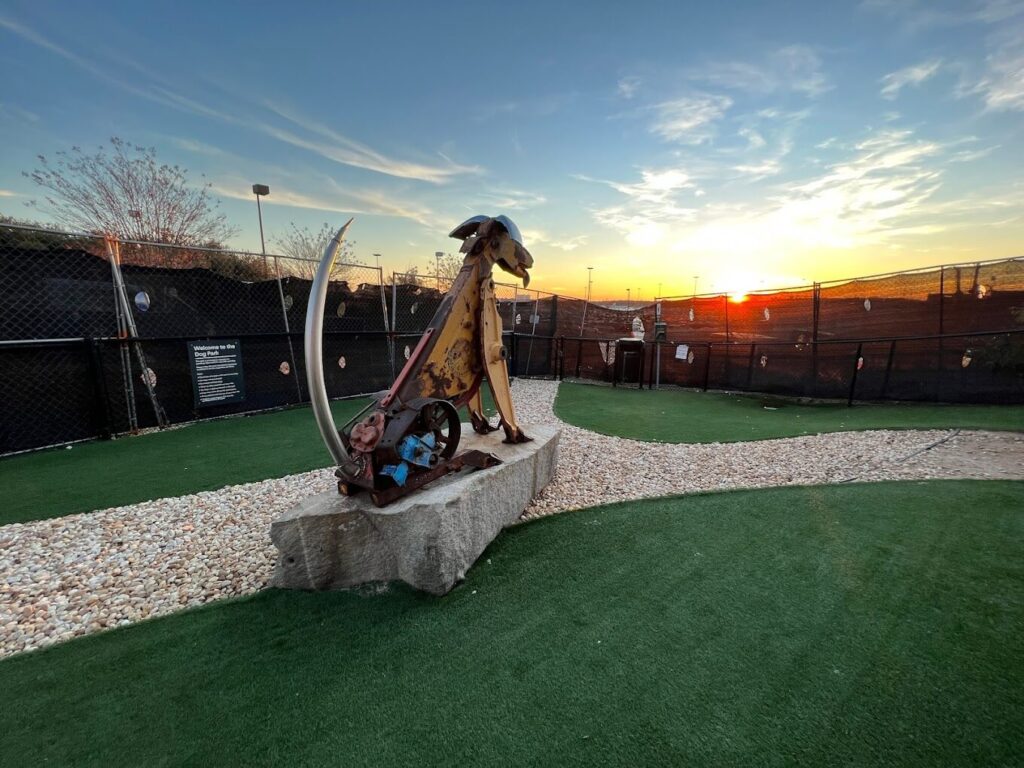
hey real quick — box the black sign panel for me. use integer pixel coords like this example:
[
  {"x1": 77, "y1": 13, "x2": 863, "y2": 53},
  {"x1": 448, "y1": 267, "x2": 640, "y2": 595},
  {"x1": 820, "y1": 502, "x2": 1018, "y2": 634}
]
[{"x1": 188, "y1": 340, "x2": 246, "y2": 407}]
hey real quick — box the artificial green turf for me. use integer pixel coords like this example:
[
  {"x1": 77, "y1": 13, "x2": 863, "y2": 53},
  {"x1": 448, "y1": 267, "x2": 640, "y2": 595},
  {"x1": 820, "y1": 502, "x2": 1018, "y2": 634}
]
[
  {"x1": 556, "y1": 381, "x2": 1024, "y2": 443},
  {"x1": 0, "y1": 400, "x2": 370, "y2": 525},
  {"x1": 1, "y1": 481, "x2": 1021, "y2": 767},
  {"x1": 0, "y1": 393, "x2": 500, "y2": 525}
]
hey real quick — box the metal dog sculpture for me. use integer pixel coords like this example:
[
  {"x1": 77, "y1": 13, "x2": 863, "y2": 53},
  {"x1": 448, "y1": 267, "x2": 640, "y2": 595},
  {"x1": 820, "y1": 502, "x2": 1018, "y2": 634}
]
[{"x1": 305, "y1": 215, "x2": 533, "y2": 506}]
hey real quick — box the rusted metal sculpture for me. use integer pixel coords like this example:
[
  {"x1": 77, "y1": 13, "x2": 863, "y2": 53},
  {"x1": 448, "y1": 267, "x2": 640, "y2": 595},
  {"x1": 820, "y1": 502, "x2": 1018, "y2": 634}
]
[{"x1": 306, "y1": 215, "x2": 533, "y2": 506}]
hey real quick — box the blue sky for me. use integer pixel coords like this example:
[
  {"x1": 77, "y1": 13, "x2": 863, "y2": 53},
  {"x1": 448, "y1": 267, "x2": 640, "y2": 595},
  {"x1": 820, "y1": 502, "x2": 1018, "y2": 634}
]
[{"x1": 1, "y1": 0, "x2": 1021, "y2": 298}]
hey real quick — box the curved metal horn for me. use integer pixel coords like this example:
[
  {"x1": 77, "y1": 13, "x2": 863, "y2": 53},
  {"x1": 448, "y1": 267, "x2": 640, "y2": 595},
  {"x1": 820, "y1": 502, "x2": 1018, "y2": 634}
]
[{"x1": 305, "y1": 218, "x2": 354, "y2": 465}]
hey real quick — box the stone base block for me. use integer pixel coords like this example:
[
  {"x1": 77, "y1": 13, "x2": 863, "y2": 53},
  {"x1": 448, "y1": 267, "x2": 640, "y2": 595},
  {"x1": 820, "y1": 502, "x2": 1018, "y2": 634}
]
[{"x1": 270, "y1": 424, "x2": 560, "y2": 595}]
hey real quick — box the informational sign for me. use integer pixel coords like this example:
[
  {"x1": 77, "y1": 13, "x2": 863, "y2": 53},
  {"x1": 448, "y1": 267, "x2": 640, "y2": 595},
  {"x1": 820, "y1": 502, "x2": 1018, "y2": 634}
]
[
  {"x1": 188, "y1": 340, "x2": 245, "y2": 407},
  {"x1": 675, "y1": 344, "x2": 689, "y2": 361}
]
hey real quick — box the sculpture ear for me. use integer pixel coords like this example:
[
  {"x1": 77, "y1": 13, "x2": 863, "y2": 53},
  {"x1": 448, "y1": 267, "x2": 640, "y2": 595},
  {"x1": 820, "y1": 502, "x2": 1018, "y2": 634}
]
[
  {"x1": 492, "y1": 215, "x2": 524, "y2": 247},
  {"x1": 449, "y1": 215, "x2": 489, "y2": 240}
]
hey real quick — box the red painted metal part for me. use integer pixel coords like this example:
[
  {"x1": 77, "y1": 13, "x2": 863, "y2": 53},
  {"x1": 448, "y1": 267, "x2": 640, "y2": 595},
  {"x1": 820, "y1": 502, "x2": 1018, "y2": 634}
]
[{"x1": 381, "y1": 328, "x2": 434, "y2": 408}]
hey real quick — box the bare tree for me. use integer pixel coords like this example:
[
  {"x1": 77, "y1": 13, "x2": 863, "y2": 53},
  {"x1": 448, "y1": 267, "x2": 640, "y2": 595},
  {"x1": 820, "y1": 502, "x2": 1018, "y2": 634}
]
[
  {"x1": 24, "y1": 137, "x2": 236, "y2": 246},
  {"x1": 434, "y1": 251, "x2": 464, "y2": 282},
  {"x1": 397, "y1": 264, "x2": 424, "y2": 287},
  {"x1": 272, "y1": 222, "x2": 363, "y2": 280}
]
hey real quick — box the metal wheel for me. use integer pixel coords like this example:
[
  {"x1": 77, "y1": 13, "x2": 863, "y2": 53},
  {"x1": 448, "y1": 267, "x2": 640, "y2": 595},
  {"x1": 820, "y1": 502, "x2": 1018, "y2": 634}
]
[{"x1": 419, "y1": 399, "x2": 461, "y2": 459}]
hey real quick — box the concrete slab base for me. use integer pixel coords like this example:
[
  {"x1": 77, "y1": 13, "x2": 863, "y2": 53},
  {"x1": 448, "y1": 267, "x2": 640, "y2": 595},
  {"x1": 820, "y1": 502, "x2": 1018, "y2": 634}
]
[{"x1": 269, "y1": 424, "x2": 560, "y2": 595}]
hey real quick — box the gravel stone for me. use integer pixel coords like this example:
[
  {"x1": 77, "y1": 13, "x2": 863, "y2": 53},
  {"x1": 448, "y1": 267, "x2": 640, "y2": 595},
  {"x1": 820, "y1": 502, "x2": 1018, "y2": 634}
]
[{"x1": 2, "y1": 378, "x2": 1021, "y2": 658}]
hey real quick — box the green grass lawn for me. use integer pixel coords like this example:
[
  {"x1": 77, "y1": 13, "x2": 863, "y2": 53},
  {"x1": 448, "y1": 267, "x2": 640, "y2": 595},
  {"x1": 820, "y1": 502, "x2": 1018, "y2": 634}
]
[
  {"x1": 556, "y1": 382, "x2": 1024, "y2": 443},
  {"x1": 1, "y1": 481, "x2": 1021, "y2": 767}
]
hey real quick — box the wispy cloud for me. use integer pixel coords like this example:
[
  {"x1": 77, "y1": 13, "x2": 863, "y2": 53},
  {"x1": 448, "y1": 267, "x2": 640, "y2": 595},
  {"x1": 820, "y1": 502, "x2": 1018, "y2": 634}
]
[
  {"x1": 0, "y1": 189, "x2": 18, "y2": 197},
  {"x1": 962, "y1": 24, "x2": 1024, "y2": 111},
  {"x1": 649, "y1": 94, "x2": 732, "y2": 144},
  {"x1": 577, "y1": 169, "x2": 700, "y2": 246},
  {"x1": 585, "y1": 125, "x2": 999, "y2": 257},
  {"x1": 949, "y1": 145, "x2": 999, "y2": 162},
  {"x1": 734, "y1": 158, "x2": 785, "y2": 180},
  {"x1": 0, "y1": 101, "x2": 39, "y2": 123},
  {"x1": 861, "y1": 0, "x2": 1024, "y2": 30},
  {"x1": 880, "y1": 59, "x2": 942, "y2": 99},
  {"x1": 476, "y1": 189, "x2": 548, "y2": 210},
  {"x1": 261, "y1": 100, "x2": 481, "y2": 183},
  {"x1": 211, "y1": 178, "x2": 436, "y2": 228},
  {"x1": 617, "y1": 76, "x2": 641, "y2": 99},
  {"x1": 523, "y1": 229, "x2": 589, "y2": 251},
  {"x1": 169, "y1": 136, "x2": 229, "y2": 157},
  {"x1": 0, "y1": 16, "x2": 481, "y2": 184},
  {"x1": 688, "y1": 45, "x2": 830, "y2": 97}
]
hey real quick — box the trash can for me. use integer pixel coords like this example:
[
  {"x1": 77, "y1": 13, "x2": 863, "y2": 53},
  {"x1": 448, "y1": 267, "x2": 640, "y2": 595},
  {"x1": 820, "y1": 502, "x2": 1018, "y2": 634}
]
[{"x1": 614, "y1": 338, "x2": 645, "y2": 386}]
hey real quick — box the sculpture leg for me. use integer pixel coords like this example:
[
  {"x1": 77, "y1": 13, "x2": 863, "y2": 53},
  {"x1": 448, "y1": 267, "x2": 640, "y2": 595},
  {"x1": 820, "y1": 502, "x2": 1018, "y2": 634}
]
[
  {"x1": 467, "y1": 387, "x2": 497, "y2": 434},
  {"x1": 479, "y1": 277, "x2": 530, "y2": 443}
]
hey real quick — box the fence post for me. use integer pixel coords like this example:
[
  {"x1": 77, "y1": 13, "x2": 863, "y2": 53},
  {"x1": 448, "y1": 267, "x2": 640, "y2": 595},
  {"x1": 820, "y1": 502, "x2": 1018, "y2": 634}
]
[
  {"x1": 575, "y1": 338, "x2": 583, "y2": 378},
  {"x1": 105, "y1": 237, "x2": 167, "y2": 428},
  {"x1": 86, "y1": 339, "x2": 113, "y2": 440},
  {"x1": 703, "y1": 343, "x2": 712, "y2": 391},
  {"x1": 271, "y1": 256, "x2": 304, "y2": 404},
  {"x1": 812, "y1": 282, "x2": 821, "y2": 394},
  {"x1": 937, "y1": 267, "x2": 946, "y2": 401},
  {"x1": 847, "y1": 342, "x2": 863, "y2": 406},
  {"x1": 378, "y1": 267, "x2": 395, "y2": 380},
  {"x1": 745, "y1": 343, "x2": 757, "y2": 389},
  {"x1": 557, "y1": 337, "x2": 565, "y2": 380},
  {"x1": 880, "y1": 340, "x2": 896, "y2": 400},
  {"x1": 638, "y1": 343, "x2": 646, "y2": 390},
  {"x1": 647, "y1": 342, "x2": 656, "y2": 389},
  {"x1": 723, "y1": 295, "x2": 731, "y2": 384}
]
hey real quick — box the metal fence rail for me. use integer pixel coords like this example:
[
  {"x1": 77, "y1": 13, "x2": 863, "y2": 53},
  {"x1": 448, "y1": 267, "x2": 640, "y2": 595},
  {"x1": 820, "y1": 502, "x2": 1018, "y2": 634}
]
[
  {"x1": 557, "y1": 329, "x2": 1024, "y2": 405},
  {"x1": 1, "y1": 221, "x2": 1021, "y2": 455}
]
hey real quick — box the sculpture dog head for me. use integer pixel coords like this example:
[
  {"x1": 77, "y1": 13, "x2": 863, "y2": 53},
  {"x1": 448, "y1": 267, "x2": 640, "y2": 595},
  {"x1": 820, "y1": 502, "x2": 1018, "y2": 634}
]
[{"x1": 449, "y1": 214, "x2": 534, "y2": 287}]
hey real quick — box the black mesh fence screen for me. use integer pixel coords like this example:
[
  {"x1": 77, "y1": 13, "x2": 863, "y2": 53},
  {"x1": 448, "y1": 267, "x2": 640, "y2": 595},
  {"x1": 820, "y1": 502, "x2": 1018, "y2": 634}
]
[{"x1": 1, "y1": 222, "x2": 1021, "y2": 455}]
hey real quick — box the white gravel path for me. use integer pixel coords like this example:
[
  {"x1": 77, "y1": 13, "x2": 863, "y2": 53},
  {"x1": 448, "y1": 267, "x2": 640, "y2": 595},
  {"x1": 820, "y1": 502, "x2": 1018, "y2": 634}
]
[{"x1": 2, "y1": 379, "x2": 1021, "y2": 658}]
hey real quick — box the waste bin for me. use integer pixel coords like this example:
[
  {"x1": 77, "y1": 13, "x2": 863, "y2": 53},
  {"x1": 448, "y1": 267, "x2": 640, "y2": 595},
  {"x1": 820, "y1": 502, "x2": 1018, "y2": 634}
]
[{"x1": 614, "y1": 338, "x2": 645, "y2": 386}]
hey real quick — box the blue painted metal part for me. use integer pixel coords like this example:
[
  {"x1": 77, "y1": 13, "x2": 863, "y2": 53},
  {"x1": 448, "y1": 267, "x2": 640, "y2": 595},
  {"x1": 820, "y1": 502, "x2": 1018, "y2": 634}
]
[
  {"x1": 398, "y1": 433, "x2": 437, "y2": 468},
  {"x1": 381, "y1": 462, "x2": 410, "y2": 486}
]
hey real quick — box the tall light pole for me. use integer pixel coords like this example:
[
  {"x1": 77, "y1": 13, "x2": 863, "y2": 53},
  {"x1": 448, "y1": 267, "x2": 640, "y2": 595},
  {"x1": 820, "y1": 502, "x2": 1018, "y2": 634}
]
[
  {"x1": 373, "y1": 253, "x2": 381, "y2": 269},
  {"x1": 252, "y1": 184, "x2": 270, "y2": 271},
  {"x1": 253, "y1": 183, "x2": 301, "y2": 402},
  {"x1": 434, "y1": 251, "x2": 443, "y2": 291},
  {"x1": 580, "y1": 266, "x2": 593, "y2": 336},
  {"x1": 627, "y1": 287, "x2": 631, "y2": 312}
]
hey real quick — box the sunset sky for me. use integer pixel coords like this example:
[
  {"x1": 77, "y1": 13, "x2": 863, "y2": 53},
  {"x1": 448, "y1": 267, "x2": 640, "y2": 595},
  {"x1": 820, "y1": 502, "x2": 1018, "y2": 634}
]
[{"x1": 1, "y1": 0, "x2": 1021, "y2": 299}]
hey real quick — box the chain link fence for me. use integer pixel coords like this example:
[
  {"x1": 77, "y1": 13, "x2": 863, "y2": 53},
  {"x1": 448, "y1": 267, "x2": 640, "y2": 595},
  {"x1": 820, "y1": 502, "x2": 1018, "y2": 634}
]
[
  {"x1": 0, "y1": 223, "x2": 389, "y2": 454},
  {"x1": 2, "y1": 221, "x2": 1022, "y2": 455}
]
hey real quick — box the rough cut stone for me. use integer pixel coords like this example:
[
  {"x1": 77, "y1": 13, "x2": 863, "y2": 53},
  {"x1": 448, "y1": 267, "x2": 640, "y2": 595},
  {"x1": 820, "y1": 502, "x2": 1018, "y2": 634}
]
[{"x1": 269, "y1": 424, "x2": 560, "y2": 595}]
